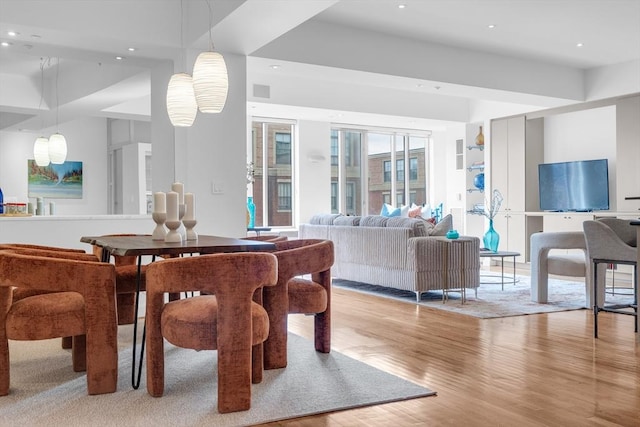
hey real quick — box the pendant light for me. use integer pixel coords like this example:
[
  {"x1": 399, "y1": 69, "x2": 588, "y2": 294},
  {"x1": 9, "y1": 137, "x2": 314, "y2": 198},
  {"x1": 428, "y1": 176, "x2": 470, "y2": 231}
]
[
  {"x1": 48, "y1": 57, "x2": 67, "y2": 164},
  {"x1": 192, "y1": 0, "x2": 228, "y2": 113},
  {"x1": 33, "y1": 57, "x2": 50, "y2": 166},
  {"x1": 166, "y1": 0, "x2": 197, "y2": 126}
]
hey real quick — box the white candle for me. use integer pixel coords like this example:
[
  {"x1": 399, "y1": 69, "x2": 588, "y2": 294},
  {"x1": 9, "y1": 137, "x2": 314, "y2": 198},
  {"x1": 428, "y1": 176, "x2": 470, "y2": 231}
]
[
  {"x1": 166, "y1": 191, "x2": 179, "y2": 221},
  {"x1": 184, "y1": 193, "x2": 195, "y2": 220},
  {"x1": 153, "y1": 192, "x2": 166, "y2": 213},
  {"x1": 171, "y1": 182, "x2": 184, "y2": 205}
]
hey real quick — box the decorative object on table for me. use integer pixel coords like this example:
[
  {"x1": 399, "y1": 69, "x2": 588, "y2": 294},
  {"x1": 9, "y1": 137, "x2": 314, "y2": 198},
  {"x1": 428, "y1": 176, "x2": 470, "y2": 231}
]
[
  {"x1": 446, "y1": 229, "x2": 459, "y2": 239},
  {"x1": 152, "y1": 192, "x2": 167, "y2": 240},
  {"x1": 468, "y1": 189, "x2": 503, "y2": 252},
  {"x1": 49, "y1": 201, "x2": 56, "y2": 215},
  {"x1": 0, "y1": 185, "x2": 3, "y2": 214},
  {"x1": 183, "y1": 192, "x2": 197, "y2": 240},
  {"x1": 473, "y1": 172, "x2": 484, "y2": 191},
  {"x1": 475, "y1": 125, "x2": 484, "y2": 146},
  {"x1": 164, "y1": 191, "x2": 182, "y2": 243},
  {"x1": 247, "y1": 196, "x2": 256, "y2": 228},
  {"x1": 36, "y1": 197, "x2": 44, "y2": 216},
  {"x1": 27, "y1": 160, "x2": 83, "y2": 199},
  {"x1": 171, "y1": 182, "x2": 186, "y2": 239}
]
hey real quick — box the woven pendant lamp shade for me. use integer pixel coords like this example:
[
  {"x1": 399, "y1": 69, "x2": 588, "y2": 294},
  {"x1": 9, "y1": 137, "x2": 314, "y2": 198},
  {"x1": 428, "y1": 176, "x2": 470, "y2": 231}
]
[
  {"x1": 192, "y1": 51, "x2": 228, "y2": 113},
  {"x1": 33, "y1": 136, "x2": 50, "y2": 166},
  {"x1": 48, "y1": 133, "x2": 67, "y2": 164},
  {"x1": 167, "y1": 73, "x2": 197, "y2": 127}
]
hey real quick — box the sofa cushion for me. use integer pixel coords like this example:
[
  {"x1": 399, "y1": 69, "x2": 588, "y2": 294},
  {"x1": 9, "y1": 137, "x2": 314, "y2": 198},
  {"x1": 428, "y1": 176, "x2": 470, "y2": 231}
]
[
  {"x1": 333, "y1": 216, "x2": 361, "y2": 226},
  {"x1": 386, "y1": 217, "x2": 430, "y2": 237},
  {"x1": 359, "y1": 215, "x2": 389, "y2": 227},
  {"x1": 428, "y1": 214, "x2": 453, "y2": 236},
  {"x1": 309, "y1": 214, "x2": 342, "y2": 225}
]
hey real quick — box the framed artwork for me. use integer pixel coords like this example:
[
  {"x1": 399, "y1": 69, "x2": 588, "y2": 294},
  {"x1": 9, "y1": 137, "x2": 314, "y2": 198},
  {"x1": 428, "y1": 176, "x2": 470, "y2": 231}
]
[{"x1": 28, "y1": 160, "x2": 83, "y2": 199}]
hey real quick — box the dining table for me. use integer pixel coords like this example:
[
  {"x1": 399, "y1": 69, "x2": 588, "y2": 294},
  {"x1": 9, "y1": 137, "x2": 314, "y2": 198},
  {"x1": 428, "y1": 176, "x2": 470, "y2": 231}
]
[{"x1": 80, "y1": 234, "x2": 276, "y2": 389}]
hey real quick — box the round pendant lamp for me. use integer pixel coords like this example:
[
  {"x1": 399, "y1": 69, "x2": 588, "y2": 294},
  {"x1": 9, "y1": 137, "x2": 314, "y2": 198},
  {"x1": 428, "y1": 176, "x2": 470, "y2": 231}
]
[
  {"x1": 167, "y1": 73, "x2": 197, "y2": 127},
  {"x1": 33, "y1": 136, "x2": 50, "y2": 166},
  {"x1": 48, "y1": 133, "x2": 67, "y2": 164},
  {"x1": 192, "y1": 51, "x2": 228, "y2": 113}
]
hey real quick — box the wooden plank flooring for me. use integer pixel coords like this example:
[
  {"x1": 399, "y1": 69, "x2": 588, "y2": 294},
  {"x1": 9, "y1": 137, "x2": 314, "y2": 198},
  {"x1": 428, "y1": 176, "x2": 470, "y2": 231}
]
[{"x1": 260, "y1": 271, "x2": 639, "y2": 427}]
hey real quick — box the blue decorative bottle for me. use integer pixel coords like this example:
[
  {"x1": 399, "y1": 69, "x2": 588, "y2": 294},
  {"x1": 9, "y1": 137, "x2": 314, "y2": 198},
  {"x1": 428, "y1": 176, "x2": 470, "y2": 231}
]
[
  {"x1": 483, "y1": 219, "x2": 500, "y2": 252},
  {"x1": 247, "y1": 196, "x2": 256, "y2": 228},
  {"x1": 0, "y1": 185, "x2": 3, "y2": 214}
]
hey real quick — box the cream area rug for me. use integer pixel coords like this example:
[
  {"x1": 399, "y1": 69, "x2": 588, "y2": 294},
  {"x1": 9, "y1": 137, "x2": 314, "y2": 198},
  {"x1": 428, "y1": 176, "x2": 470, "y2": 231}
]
[
  {"x1": 333, "y1": 275, "x2": 634, "y2": 319},
  {"x1": 0, "y1": 325, "x2": 435, "y2": 427}
]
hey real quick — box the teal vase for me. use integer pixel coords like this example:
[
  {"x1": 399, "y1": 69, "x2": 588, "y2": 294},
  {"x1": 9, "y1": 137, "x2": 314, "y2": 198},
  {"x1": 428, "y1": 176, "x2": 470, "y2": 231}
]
[
  {"x1": 483, "y1": 219, "x2": 500, "y2": 252},
  {"x1": 247, "y1": 196, "x2": 256, "y2": 228}
]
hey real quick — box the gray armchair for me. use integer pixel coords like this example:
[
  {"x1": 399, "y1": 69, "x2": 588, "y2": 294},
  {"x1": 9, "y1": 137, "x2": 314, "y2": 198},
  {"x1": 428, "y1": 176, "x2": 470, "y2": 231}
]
[
  {"x1": 530, "y1": 231, "x2": 589, "y2": 305},
  {"x1": 583, "y1": 218, "x2": 637, "y2": 338}
]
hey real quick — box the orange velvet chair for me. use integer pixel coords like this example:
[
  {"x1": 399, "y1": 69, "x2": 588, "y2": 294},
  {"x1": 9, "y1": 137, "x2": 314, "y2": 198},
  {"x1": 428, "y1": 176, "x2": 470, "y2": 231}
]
[
  {"x1": 262, "y1": 239, "x2": 334, "y2": 370},
  {"x1": 0, "y1": 250, "x2": 118, "y2": 395},
  {"x1": 145, "y1": 252, "x2": 277, "y2": 413},
  {"x1": 243, "y1": 235, "x2": 289, "y2": 243}
]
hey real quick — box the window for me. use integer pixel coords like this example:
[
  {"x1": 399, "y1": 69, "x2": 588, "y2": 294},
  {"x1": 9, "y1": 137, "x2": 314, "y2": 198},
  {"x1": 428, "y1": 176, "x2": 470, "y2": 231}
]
[
  {"x1": 275, "y1": 132, "x2": 291, "y2": 164},
  {"x1": 332, "y1": 128, "x2": 430, "y2": 216},
  {"x1": 331, "y1": 182, "x2": 338, "y2": 212},
  {"x1": 383, "y1": 161, "x2": 391, "y2": 182},
  {"x1": 250, "y1": 120, "x2": 295, "y2": 227},
  {"x1": 396, "y1": 159, "x2": 404, "y2": 182},
  {"x1": 277, "y1": 181, "x2": 292, "y2": 211},
  {"x1": 409, "y1": 157, "x2": 418, "y2": 180},
  {"x1": 331, "y1": 133, "x2": 339, "y2": 166}
]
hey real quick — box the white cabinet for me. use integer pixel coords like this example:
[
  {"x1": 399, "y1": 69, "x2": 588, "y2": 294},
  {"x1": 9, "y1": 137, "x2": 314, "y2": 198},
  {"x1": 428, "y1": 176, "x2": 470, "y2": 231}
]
[
  {"x1": 542, "y1": 213, "x2": 593, "y2": 232},
  {"x1": 615, "y1": 95, "x2": 640, "y2": 212},
  {"x1": 493, "y1": 212, "x2": 526, "y2": 262}
]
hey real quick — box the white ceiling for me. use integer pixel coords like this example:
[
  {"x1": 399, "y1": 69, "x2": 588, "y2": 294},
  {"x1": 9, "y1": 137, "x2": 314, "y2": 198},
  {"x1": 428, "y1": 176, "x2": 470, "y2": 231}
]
[{"x1": 0, "y1": 0, "x2": 639, "y2": 132}]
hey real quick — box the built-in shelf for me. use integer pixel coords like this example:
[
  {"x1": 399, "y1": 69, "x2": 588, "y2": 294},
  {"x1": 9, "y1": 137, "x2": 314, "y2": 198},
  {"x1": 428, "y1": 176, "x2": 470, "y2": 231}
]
[
  {"x1": 467, "y1": 145, "x2": 484, "y2": 151},
  {"x1": 467, "y1": 164, "x2": 485, "y2": 171},
  {"x1": 467, "y1": 188, "x2": 484, "y2": 193}
]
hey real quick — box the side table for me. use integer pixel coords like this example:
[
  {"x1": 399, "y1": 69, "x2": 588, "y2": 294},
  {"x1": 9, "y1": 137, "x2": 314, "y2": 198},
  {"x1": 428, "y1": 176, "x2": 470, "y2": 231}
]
[
  {"x1": 479, "y1": 250, "x2": 520, "y2": 290},
  {"x1": 435, "y1": 236, "x2": 477, "y2": 304}
]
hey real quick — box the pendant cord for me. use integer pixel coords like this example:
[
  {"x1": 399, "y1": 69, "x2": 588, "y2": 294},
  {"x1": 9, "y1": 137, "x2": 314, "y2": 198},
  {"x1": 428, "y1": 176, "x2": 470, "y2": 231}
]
[
  {"x1": 206, "y1": 0, "x2": 214, "y2": 51},
  {"x1": 55, "y1": 57, "x2": 60, "y2": 132}
]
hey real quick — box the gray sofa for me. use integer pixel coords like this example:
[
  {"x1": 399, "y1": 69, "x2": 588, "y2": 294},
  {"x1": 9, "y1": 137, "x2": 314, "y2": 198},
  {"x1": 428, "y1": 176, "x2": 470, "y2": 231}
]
[{"x1": 299, "y1": 213, "x2": 480, "y2": 301}]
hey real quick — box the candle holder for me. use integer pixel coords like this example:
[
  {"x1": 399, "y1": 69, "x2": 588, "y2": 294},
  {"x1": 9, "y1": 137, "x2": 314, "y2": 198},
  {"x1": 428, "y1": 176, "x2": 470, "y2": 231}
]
[
  {"x1": 164, "y1": 220, "x2": 182, "y2": 243},
  {"x1": 183, "y1": 218, "x2": 198, "y2": 240},
  {"x1": 178, "y1": 204, "x2": 186, "y2": 240},
  {"x1": 151, "y1": 212, "x2": 167, "y2": 240}
]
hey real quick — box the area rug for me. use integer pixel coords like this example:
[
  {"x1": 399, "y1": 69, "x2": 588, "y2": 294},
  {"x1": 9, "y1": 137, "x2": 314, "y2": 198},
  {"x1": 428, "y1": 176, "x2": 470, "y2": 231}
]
[
  {"x1": 0, "y1": 327, "x2": 435, "y2": 427},
  {"x1": 333, "y1": 275, "x2": 633, "y2": 319}
]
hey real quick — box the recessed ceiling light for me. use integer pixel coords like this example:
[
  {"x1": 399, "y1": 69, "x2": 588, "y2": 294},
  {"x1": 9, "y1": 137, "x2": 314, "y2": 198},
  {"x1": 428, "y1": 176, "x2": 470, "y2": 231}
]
[
  {"x1": 576, "y1": 42, "x2": 584, "y2": 47},
  {"x1": 488, "y1": 24, "x2": 496, "y2": 29},
  {"x1": 270, "y1": 65, "x2": 280, "y2": 70},
  {"x1": 398, "y1": 4, "x2": 406, "y2": 9},
  {"x1": 127, "y1": 47, "x2": 136, "y2": 52},
  {"x1": 115, "y1": 56, "x2": 125, "y2": 60},
  {"x1": 1, "y1": 41, "x2": 12, "y2": 47},
  {"x1": 7, "y1": 31, "x2": 19, "y2": 37}
]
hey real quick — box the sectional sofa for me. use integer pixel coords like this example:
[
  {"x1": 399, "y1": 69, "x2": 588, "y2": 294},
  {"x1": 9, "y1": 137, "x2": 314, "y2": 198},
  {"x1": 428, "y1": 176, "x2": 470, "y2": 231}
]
[{"x1": 299, "y1": 213, "x2": 480, "y2": 301}]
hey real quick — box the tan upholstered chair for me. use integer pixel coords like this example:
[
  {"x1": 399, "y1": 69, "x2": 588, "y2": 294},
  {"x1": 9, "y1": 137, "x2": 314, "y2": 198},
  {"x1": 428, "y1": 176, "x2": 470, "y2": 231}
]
[
  {"x1": 583, "y1": 219, "x2": 638, "y2": 338},
  {"x1": 145, "y1": 252, "x2": 277, "y2": 413},
  {"x1": 262, "y1": 239, "x2": 334, "y2": 370},
  {"x1": 0, "y1": 250, "x2": 118, "y2": 395}
]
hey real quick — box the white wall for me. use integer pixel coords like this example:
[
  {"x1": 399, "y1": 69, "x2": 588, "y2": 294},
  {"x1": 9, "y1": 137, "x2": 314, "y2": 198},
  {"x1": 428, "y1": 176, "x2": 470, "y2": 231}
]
[
  {"x1": 296, "y1": 120, "x2": 331, "y2": 223},
  {"x1": 0, "y1": 116, "x2": 108, "y2": 215}
]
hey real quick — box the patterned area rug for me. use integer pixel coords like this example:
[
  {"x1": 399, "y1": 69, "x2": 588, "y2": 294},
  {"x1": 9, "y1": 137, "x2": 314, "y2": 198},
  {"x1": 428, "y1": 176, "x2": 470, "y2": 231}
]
[{"x1": 333, "y1": 274, "x2": 633, "y2": 319}]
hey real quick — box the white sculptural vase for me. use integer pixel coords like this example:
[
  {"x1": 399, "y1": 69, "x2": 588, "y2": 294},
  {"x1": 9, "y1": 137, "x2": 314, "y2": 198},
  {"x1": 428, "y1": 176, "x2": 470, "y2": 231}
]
[
  {"x1": 164, "y1": 220, "x2": 182, "y2": 243},
  {"x1": 183, "y1": 218, "x2": 198, "y2": 241}
]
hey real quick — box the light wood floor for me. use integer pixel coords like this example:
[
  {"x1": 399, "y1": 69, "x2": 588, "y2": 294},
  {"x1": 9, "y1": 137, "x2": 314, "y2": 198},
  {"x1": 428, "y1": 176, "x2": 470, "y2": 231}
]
[{"x1": 260, "y1": 268, "x2": 639, "y2": 427}]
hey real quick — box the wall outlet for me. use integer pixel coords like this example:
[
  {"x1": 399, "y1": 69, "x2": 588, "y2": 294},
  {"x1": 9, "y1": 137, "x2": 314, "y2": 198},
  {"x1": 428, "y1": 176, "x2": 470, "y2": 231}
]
[{"x1": 211, "y1": 181, "x2": 224, "y2": 194}]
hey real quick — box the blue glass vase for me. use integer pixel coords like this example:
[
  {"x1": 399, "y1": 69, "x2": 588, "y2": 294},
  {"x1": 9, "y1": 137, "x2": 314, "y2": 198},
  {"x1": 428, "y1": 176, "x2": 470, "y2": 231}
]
[
  {"x1": 247, "y1": 196, "x2": 256, "y2": 228},
  {"x1": 483, "y1": 219, "x2": 500, "y2": 252}
]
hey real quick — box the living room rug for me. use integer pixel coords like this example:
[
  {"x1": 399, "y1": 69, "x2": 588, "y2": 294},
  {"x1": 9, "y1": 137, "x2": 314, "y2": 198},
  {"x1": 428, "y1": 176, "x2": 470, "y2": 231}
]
[
  {"x1": 333, "y1": 275, "x2": 633, "y2": 319},
  {"x1": 0, "y1": 327, "x2": 435, "y2": 426}
]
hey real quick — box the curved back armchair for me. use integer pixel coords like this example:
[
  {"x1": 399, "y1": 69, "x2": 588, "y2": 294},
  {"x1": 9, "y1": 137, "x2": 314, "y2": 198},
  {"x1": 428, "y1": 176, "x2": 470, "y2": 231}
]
[
  {"x1": 0, "y1": 250, "x2": 118, "y2": 395},
  {"x1": 262, "y1": 239, "x2": 334, "y2": 370},
  {"x1": 145, "y1": 252, "x2": 277, "y2": 413},
  {"x1": 583, "y1": 219, "x2": 638, "y2": 338}
]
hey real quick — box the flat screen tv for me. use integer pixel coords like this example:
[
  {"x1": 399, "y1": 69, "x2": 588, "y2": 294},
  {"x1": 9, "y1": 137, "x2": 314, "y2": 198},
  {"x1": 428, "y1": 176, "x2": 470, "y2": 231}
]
[{"x1": 538, "y1": 159, "x2": 609, "y2": 212}]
